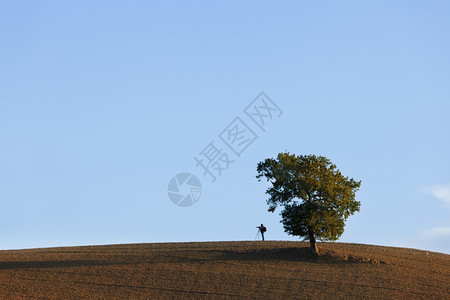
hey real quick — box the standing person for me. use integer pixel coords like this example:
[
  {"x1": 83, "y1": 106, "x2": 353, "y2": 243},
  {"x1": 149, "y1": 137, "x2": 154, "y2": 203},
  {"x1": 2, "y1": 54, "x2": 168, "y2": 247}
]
[{"x1": 257, "y1": 224, "x2": 267, "y2": 241}]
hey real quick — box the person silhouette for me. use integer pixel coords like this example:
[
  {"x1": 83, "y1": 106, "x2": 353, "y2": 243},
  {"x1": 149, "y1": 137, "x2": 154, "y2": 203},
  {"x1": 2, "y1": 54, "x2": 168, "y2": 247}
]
[{"x1": 257, "y1": 224, "x2": 267, "y2": 241}]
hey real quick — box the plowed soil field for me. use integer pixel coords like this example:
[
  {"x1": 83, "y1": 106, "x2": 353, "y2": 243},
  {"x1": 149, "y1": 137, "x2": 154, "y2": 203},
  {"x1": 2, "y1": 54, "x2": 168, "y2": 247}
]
[{"x1": 0, "y1": 241, "x2": 448, "y2": 299}]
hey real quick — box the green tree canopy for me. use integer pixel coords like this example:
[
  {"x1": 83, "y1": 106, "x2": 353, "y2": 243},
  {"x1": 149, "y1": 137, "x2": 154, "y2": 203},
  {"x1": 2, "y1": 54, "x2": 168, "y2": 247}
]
[{"x1": 256, "y1": 152, "x2": 361, "y2": 254}]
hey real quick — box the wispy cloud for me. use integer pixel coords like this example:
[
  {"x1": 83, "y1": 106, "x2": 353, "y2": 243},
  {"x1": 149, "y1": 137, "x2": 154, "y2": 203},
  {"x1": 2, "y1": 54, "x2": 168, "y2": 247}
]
[
  {"x1": 396, "y1": 227, "x2": 450, "y2": 254},
  {"x1": 420, "y1": 226, "x2": 450, "y2": 239},
  {"x1": 414, "y1": 185, "x2": 450, "y2": 253},
  {"x1": 428, "y1": 184, "x2": 450, "y2": 206}
]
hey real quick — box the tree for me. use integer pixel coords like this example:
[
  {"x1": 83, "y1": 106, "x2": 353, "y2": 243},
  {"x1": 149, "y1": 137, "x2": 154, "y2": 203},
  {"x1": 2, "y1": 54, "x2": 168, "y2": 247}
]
[{"x1": 256, "y1": 153, "x2": 361, "y2": 255}]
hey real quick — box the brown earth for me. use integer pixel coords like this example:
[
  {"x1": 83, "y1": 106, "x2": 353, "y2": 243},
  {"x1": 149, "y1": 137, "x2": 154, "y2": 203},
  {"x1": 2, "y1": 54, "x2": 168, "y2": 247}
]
[{"x1": 0, "y1": 241, "x2": 448, "y2": 299}]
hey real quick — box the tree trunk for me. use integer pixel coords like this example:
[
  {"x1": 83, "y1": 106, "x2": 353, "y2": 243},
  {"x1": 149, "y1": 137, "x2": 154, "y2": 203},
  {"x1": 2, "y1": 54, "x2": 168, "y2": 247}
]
[{"x1": 309, "y1": 231, "x2": 319, "y2": 256}]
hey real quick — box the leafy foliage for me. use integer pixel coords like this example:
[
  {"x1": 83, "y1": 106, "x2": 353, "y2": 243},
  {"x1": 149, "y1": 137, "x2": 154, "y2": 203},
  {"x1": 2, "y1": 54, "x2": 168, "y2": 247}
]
[{"x1": 256, "y1": 153, "x2": 361, "y2": 242}]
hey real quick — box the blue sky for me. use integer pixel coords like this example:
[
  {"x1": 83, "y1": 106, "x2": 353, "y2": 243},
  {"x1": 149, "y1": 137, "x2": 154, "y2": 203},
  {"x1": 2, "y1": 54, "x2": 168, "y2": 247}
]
[{"x1": 1, "y1": 1, "x2": 449, "y2": 254}]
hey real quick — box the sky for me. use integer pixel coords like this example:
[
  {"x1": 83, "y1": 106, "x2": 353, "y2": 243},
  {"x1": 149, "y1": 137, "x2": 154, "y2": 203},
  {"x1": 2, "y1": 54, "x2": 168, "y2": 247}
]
[{"x1": 0, "y1": 1, "x2": 449, "y2": 254}]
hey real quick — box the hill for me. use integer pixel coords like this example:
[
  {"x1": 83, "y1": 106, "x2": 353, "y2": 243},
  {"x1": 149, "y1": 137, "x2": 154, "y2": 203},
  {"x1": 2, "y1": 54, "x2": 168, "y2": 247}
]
[{"x1": 0, "y1": 241, "x2": 448, "y2": 299}]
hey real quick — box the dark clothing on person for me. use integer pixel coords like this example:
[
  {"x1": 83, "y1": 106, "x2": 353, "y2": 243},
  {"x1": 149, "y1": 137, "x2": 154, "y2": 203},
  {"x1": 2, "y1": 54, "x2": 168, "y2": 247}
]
[{"x1": 258, "y1": 224, "x2": 267, "y2": 241}]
